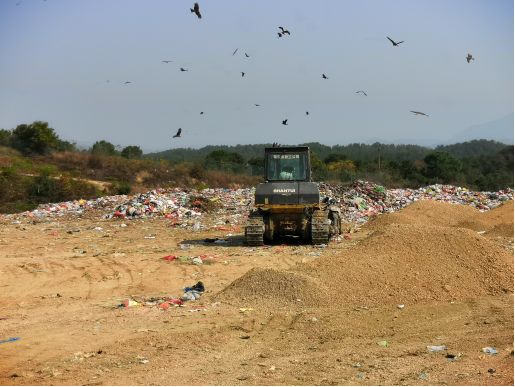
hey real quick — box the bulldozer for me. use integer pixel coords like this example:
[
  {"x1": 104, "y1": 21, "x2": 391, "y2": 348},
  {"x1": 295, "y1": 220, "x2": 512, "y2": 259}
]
[{"x1": 245, "y1": 146, "x2": 342, "y2": 245}]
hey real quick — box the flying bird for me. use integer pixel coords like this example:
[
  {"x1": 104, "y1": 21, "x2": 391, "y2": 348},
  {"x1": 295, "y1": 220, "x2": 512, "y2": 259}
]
[
  {"x1": 123, "y1": 81, "x2": 132, "y2": 84},
  {"x1": 410, "y1": 111, "x2": 429, "y2": 117},
  {"x1": 200, "y1": 111, "x2": 204, "y2": 115},
  {"x1": 190, "y1": 2, "x2": 201, "y2": 19},
  {"x1": 278, "y1": 26, "x2": 290, "y2": 35},
  {"x1": 245, "y1": 53, "x2": 250, "y2": 58},
  {"x1": 162, "y1": 60, "x2": 173, "y2": 63},
  {"x1": 282, "y1": 119, "x2": 288, "y2": 125},
  {"x1": 277, "y1": 32, "x2": 283, "y2": 38},
  {"x1": 180, "y1": 67, "x2": 188, "y2": 72},
  {"x1": 173, "y1": 128, "x2": 182, "y2": 138},
  {"x1": 466, "y1": 53, "x2": 474, "y2": 63},
  {"x1": 356, "y1": 90, "x2": 367, "y2": 96},
  {"x1": 306, "y1": 111, "x2": 309, "y2": 115},
  {"x1": 322, "y1": 74, "x2": 328, "y2": 79},
  {"x1": 232, "y1": 48, "x2": 239, "y2": 56},
  {"x1": 387, "y1": 36, "x2": 404, "y2": 46},
  {"x1": 254, "y1": 104, "x2": 261, "y2": 107},
  {"x1": 241, "y1": 72, "x2": 245, "y2": 77}
]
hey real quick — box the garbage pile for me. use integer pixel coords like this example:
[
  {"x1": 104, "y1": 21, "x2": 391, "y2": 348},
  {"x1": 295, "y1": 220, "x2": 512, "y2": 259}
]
[
  {"x1": 2, "y1": 187, "x2": 254, "y2": 225},
  {"x1": 2, "y1": 181, "x2": 512, "y2": 228},
  {"x1": 320, "y1": 180, "x2": 513, "y2": 225}
]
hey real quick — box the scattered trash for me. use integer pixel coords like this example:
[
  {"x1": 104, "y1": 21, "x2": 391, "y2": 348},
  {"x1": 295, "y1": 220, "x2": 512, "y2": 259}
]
[
  {"x1": 0, "y1": 337, "x2": 21, "y2": 344},
  {"x1": 240, "y1": 335, "x2": 251, "y2": 340},
  {"x1": 180, "y1": 244, "x2": 193, "y2": 250},
  {"x1": 144, "y1": 235, "x2": 156, "y2": 239},
  {"x1": 397, "y1": 304, "x2": 405, "y2": 309},
  {"x1": 482, "y1": 347, "x2": 498, "y2": 355},
  {"x1": 488, "y1": 368, "x2": 496, "y2": 374},
  {"x1": 418, "y1": 372, "x2": 429, "y2": 380},
  {"x1": 239, "y1": 308, "x2": 254, "y2": 314},
  {"x1": 377, "y1": 340, "x2": 389, "y2": 347},
  {"x1": 427, "y1": 345, "x2": 447, "y2": 352},
  {"x1": 446, "y1": 353, "x2": 461, "y2": 361},
  {"x1": 191, "y1": 257, "x2": 203, "y2": 265},
  {"x1": 120, "y1": 299, "x2": 140, "y2": 308},
  {"x1": 162, "y1": 255, "x2": 178, "y2": 261},
  {"x1": 181, "y1": 281, "x2": 205, "y2": 301}
]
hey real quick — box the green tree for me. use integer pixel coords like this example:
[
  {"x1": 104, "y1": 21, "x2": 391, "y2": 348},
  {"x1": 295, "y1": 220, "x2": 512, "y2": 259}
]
[
  {"x1": 310, "y1": 150, "x2": 328, "y2": 181},
  {"x1": 0, "y1": 129, "x2": 12, "y2": 147},
  {"x1": 423, "y1": 151, "x2": 463, "y2": 183},
  {"x1": 247, "y1": 157, "x2": 264, "y2": 176},
  {"x1": 204, "y1": 150, "x2": 245, "y2": 173},
  {"x1": 91, "y1": 140, "x2": 117, "y2": 156},
  {"x1": 324, "y1": 153, "x2": 348, "y2": 164},
  {"x1": 10, "y1": 121, "x2": 61, "y2": 155},
  {"x1": 121, "y1": 145, "x2": 143, "y2": 159}
]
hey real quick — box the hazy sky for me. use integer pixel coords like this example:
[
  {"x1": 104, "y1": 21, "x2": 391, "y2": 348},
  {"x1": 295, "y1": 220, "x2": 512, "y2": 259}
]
[{"x1": 0, "y1": 0, "x2": 513, "y2": 151}]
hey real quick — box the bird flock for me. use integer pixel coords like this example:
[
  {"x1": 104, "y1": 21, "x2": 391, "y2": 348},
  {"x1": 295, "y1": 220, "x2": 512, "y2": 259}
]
[
  {"x1": 164, "y1": 3, "x2": 477, "y2": 140},
  {"x1": 16, "y1": 1, "x2": 476, "y2": 142}
]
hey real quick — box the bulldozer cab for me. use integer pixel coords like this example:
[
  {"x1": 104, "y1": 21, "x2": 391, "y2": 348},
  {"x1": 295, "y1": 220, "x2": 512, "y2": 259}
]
[{"x1": 264, "y1": 147, "x2": 311, "y2": 182}]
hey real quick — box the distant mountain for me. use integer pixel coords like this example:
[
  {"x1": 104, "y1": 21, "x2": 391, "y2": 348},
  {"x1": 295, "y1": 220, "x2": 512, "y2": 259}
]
[{"x1": 449, "y1": 113, "x2": 514, "y2": 145}]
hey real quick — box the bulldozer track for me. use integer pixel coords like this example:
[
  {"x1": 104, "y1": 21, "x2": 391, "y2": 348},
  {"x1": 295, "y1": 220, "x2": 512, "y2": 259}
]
[
  {"x1": 245, "y1": 216, "x2": 264, "y2": 246},
  {"x1": 311, "y1": 210, "x2": 330, "y2": 245}
]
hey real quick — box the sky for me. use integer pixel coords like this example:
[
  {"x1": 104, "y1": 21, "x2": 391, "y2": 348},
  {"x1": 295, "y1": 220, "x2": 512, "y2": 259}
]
[{"x1": 0, "y1": 0, "x2": 513, "y2": 152}]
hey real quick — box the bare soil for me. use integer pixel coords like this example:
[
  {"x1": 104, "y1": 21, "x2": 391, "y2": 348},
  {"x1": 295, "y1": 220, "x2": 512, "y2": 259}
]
[{"x1": 0, "y1": 200, "x2": 513, "y2": 385}]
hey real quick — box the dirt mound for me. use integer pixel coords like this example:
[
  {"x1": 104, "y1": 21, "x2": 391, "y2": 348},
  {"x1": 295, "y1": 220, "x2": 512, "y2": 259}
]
[
  {"x1": 216, "y1": 267, "x2": 329, "y2": 307},
  {"x1": 302, "y1": 223, "x2": 513, "y2": 306},
  {"x1": 218, "y1": 201, "x2": 513, "y2": 309},
  {"x1": 366, "y1": 199, "x2": 514, "y2": 237}
]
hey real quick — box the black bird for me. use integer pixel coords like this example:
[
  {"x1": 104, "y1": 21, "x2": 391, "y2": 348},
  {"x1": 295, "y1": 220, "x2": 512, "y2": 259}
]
[
  {"x1": 277, "y1": 32, "x2": 283, "y2": 38},
  {"x1": 232, "y1": 48, "x2": 239, "y2": 56},
  {"x1": 272, "y1": 142, "x2": 279, "y2": 147},
  {"x1": 466, "y1": 53, "x2": 474, "y2": 63},
  {"x1": 245, "y1": 53, "x2": 250, "y2": 58},
  {"x1": 278, "y1": 26, "x2": 290, "y2": 35},
  {"x1": 322, "y1": 74, "x2": 328, "y2": 79},
  {"x1": 356, "y1": 90, "x2": 367, "y2": 96},
  {"x1": 173, "y1": 128, "x2": 182, "y2": 138},
  {"x1": 241, "y1": 72, "x2": 245, "y2": 77},
  {"x1": 282, "y1": 119, "x2": 288, "y2": 125},
  {"x1": 124, "y1": 81, "x2": 132, "y2": 84},
  {"x1": 180, "y1": 67, "x2": 188, "y2": 72},
  {"x1": 387, "y1": 36, "x2": 404, "y2": 46},
  {"x1": 306, "y1": 111, "x2": 309, "y2": 115},
  {"x1": 410, "y1": 110, "x2": 429, "y2": 117},
  {"x1": 162, "y1": 60, "x2": 173, "y2": 63},
  {"x1": 200, "y1": 111, "x2": 204, "y2": 115},
  {"x1": 254, "y1": 104, "x2": 261, "y2": 107},
  {"x1": 190, "y1": 2, "x2": 201, "y2": 19}
]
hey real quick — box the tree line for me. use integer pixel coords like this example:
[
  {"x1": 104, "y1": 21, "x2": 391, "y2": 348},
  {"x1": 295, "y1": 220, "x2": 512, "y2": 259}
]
[{"x1": 1, "y1": 121, "x2": 513, "y2": 193}]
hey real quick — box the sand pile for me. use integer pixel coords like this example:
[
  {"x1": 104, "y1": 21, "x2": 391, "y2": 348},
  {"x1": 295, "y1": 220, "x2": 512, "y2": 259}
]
[
  {"x1": 366, "y1": 199, "x2": 514, "y2": 237},
  {"x1": 216, "y1": 268, "x2": 330, "y2": 307},
  {"x1": 219, "y1": 200, "x2": 513, "y2": 309},
  {"x1": 302, "y1": 223, "x2": 513, "y2": 306}
]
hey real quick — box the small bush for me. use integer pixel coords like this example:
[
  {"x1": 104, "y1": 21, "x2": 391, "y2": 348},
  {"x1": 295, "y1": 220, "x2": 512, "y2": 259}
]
[{"x1": 111, "y1": 181, "x2": 132, "y2": 195}]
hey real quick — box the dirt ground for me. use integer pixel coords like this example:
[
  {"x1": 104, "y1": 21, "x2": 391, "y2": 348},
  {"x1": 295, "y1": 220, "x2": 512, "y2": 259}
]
[{"x1": 0, "y1": 201, "x2": 513, "y2": 386}]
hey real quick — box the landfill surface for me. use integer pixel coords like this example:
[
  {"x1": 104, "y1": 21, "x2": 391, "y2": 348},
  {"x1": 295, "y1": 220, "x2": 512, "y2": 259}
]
[{"x1": 0, "y1": 181, "x2": 513, "y2": 386}]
